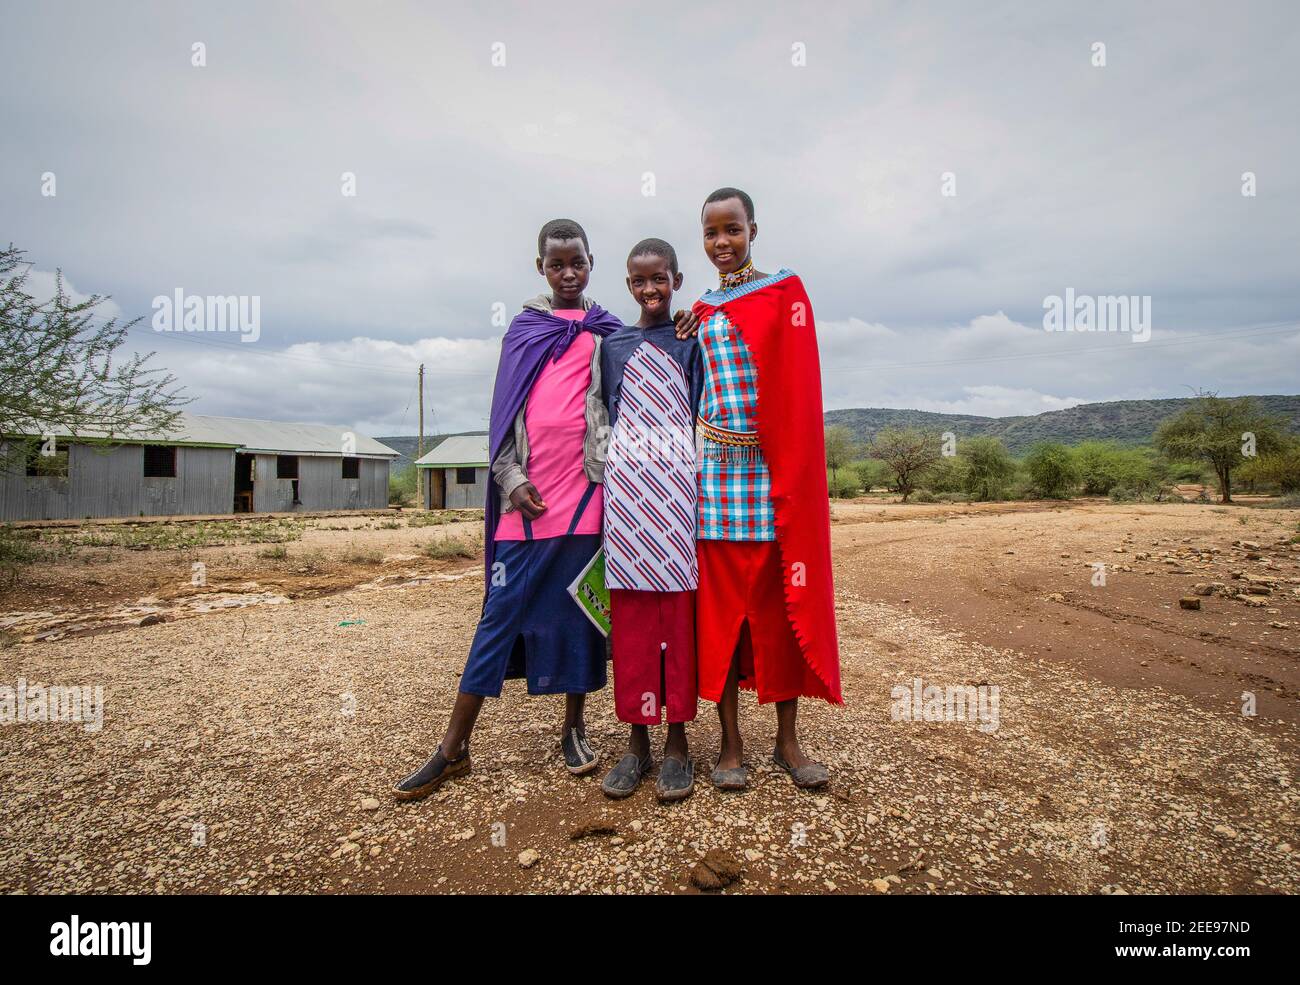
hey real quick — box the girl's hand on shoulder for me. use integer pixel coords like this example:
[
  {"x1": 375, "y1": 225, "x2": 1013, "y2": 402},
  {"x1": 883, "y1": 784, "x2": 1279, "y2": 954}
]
[{"x1": 673, "y1": 308, "x2": 700, "y2": 339}]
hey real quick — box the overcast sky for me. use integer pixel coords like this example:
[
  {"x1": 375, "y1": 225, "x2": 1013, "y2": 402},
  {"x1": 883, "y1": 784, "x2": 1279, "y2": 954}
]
[{"x1": 3, "y1": 0, "x2": 1297, "y2": 437}]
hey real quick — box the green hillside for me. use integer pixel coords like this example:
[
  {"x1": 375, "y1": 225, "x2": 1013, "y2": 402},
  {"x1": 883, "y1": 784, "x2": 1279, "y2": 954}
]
[{"x1": 824, "y1": 395, "x2": 1300, "y2": 455}]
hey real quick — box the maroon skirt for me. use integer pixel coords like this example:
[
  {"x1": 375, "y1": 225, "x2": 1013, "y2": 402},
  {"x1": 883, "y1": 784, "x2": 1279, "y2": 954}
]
[{"x1": 609, "y1": 589, "x2": 697, "y2": 724}]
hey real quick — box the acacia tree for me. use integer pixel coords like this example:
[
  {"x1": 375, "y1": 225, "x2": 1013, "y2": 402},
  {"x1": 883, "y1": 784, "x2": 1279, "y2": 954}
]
[
  {"x1": 0, "y1": 245, "x2": 186, "y2": 472},
  {"x1": 868, "y1": 427, "x2": 943, "y2": 502},
  {"x1": 824, "y1": 425, "x2": 857, "y2": 487},
  {"x1": 1154, "y1": 392, "x2": 1284, "y2": 503}
]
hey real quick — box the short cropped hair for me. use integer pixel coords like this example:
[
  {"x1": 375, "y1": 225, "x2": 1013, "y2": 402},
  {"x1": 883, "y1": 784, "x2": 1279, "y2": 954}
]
[
  {"x1": 627, "y1": 237, "x2": 679, "y2": 275},
  {"x1": 701, "y1": 187, "x2": 755, "y2": 221},
  {"x1": 537, "y1": 218, "x2": 590, "y2": 257}
]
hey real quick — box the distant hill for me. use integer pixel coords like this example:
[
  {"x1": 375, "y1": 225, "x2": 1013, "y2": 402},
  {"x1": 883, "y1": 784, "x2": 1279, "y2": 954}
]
[
  {"x1": 374, "y1": 431, "x2": 488, "y2": 470},
  {"x1": 376, "y1": 396, "x2": 1300, "y2": 465},
  {"x1": 824, "y1": 395, "x2": 1300, "y2": 455}
]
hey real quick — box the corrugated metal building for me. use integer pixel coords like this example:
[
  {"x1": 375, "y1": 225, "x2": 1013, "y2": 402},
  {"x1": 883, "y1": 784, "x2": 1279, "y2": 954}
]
[
  {"x1": 0, "y1": 413, "x2": 399, "y2": 521},
  {"x1": 415, "y1": 434, "x2": 489, "y2": 509}
]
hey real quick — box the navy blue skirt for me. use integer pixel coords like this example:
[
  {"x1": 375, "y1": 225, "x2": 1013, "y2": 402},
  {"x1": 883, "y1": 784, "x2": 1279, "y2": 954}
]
[{"x1": 459, "y1": 534, "x2": 608, "y2": 697}]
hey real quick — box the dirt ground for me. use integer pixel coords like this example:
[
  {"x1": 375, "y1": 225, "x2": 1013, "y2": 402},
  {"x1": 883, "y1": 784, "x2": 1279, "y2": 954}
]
[{"x1": 1, "y1": 499, "x2": 1297, "y2": 895}]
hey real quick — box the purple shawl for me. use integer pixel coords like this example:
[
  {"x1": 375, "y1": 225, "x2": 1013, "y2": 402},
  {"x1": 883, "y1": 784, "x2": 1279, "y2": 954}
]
[{"x1": 482, "y1": 302, "x2": 621, "y2": 584}]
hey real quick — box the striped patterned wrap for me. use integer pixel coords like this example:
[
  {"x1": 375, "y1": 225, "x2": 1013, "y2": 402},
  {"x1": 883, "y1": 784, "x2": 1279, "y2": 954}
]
[{"x1": 602, "y1": 340, "x2": 699, "y2": 592}]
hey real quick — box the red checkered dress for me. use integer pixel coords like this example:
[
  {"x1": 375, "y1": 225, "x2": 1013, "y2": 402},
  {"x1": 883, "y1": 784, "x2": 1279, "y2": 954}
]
[{"x1": 697, "y1": 309, "x2": 775, "y2": 541}]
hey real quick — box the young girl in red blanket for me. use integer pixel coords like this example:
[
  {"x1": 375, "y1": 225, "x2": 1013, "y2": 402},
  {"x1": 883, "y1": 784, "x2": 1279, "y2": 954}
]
[{"x1": 692, "y1": 187, "x2": 843, "y2": 791}]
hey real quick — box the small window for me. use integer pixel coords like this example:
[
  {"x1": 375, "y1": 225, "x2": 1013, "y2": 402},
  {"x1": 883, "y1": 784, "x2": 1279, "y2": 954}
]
[
  {"x1": 277, "y1": 455, "x2": 298, "y2": 479},
  {"x1": 26, "y1": 440, "x2": 69, "y2": 477},
  {"x1": 341, "y1": 456, "x2": 360, "y2": 479},
  {"x1": 143, "y1": 445, "x2": 177, "y2": 478},
  {"x1": 455, "y1": 467, "x2": 476, "y2": 485}
]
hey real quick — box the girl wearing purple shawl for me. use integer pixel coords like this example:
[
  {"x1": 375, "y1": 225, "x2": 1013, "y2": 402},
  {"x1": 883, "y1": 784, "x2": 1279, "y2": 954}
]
[{"x1": 394, "y1": 220, "x2": 695, "y2": 801}]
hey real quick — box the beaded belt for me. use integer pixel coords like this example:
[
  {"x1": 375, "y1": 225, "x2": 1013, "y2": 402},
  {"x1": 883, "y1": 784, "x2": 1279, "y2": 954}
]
[{"x1": 697, "y1": 417, "x2": 762, "y2": 463}]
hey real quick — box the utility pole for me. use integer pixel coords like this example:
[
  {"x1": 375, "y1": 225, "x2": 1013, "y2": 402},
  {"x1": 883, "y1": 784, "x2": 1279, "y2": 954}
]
[{"x1": 417, "y1": 363, "x2": 425, "y2": 508}]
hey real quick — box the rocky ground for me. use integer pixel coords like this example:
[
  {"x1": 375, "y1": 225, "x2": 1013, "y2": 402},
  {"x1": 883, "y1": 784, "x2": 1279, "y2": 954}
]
[{"x1": 0, "y1": 500, "x2": 1297, "y2": 894}]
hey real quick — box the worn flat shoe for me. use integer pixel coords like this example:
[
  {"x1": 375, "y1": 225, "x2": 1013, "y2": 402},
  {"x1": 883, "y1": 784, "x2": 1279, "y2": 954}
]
[
  {"x1": 772, "y1": 748, "x2": 830, "y2": 789},
  {"x1": 710, "y1": 759, "x2": 748, "y2": 791},
  {"x1": 656, "y1": 756, "x2": 695, "y2": 803},
  {"x1": 562, "y1": 727, "x2": 600, "y2": 775},
  {"x1": 601, "y1": 752, "x2": 652, "y2": 799},
  {"x1": 392, "y1": 747, "x2": 470, "y2": 802}
]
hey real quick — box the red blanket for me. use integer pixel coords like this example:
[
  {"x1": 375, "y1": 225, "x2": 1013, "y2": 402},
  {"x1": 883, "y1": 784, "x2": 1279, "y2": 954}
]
[{"x1": 694, "y1": 272, "x2": 843, "y2": 704}]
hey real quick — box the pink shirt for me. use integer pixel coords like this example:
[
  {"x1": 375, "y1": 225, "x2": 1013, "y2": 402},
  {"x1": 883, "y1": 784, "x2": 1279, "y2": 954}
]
[{"x1": 495, "y1": 316, "x2": 603, "y2": 541}]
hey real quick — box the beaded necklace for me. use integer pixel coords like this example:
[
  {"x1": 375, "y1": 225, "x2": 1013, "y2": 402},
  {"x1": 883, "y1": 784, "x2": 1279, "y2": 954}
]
[{"x1": 718, "y1": 257, "x2": 755, "y2": 290}]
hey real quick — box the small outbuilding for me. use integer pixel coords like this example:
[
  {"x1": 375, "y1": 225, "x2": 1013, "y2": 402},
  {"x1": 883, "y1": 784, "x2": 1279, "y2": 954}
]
[{"x1": 415, "y1": 434, "x2": 489, "y2": 509}]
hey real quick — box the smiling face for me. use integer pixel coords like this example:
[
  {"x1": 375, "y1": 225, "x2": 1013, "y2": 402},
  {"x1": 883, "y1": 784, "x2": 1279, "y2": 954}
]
[
  {"x1": 626, "y1": 253, "x2": 682, "y2": 322},
  {"x1": 536, "y1": 237, "x2": 592, "y2": 305},
  {"x1": 701, "y1": 197, "x2": 756, "y2": 274}
]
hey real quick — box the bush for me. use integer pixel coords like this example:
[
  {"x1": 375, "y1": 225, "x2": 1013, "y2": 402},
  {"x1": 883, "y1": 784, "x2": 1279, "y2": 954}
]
[
  {"x1": 826, "y1": 470, "x2": 860, "y2": 498},
  {"x1": 851, "y1": 458, "x2": 891, "y2": 492},
  {"x1": 389, "y1": 464, "x2": 419, "y2": 506},
  {"x1": 0, "y1": 525, "x2": 45, "y2": 585},
  {"x1": 935, "y1": 491, "x2": 970, "y2": 503},
  {"x1": 961, "y1": 437, "x2": 1017, "y2": 501},
  {"x1": 1239, "y1": 442, "x2": 1300, "y2": 494},
  {"x1": 926, "y1": 456, "x2": 968, "y2": 494},
  {"x1": 1071, "y1": 441, "x2": 1162, "y2": 496},
  {"x1": 911, "y1": 489, "x2": 937, "y2": 503},
  {"x1": 1164, "y1": 459, "x2": 1208, "y2": 483},
  {"x1": 1024, "y1": 442, "x2": 1079, "y2": 498},
  {"x1": 422, "y1": 535, "x2": 481, "y2": 559}
]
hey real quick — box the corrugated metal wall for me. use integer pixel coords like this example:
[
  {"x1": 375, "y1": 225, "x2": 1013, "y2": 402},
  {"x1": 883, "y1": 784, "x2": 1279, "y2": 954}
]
[
  {"x1": 442, "y1": 467, "x2": 488, "y2": 509},
  {"x1": 0, "y1": 442, "x2": 234, "y2": 521},
  {"x1": 251, "y1": 454, "x2": 390, "y2": 512},
  {"x1": 0, "y1": 443, "x2": 391, "y2": 520}
]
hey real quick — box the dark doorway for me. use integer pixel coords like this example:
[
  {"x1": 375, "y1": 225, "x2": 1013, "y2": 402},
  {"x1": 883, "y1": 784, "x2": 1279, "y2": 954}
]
[
  {"x1": 427, "y1": 468, "x2": 445, "y2": 509},
  {"x1": 234, "y1": 453, "x2": 254, "y2": 512}
]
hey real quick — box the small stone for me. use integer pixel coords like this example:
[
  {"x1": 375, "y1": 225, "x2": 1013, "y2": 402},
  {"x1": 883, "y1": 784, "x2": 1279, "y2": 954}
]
[
  {"x1": 1213, "y1": 824, "x2": 1237, "y2": 839},
  {"x1": 1179, "y1": 596, "x2": 1201, "y2": 610},
  {"x1": 359, "y1": 798, "x2": 380, "y2": 811},
  {"x1": 518, "y1": 848, "x2": 540, "y2": 868},
  {"x1": 871, "y1": 878, "x2": 891, "y2": 893}
]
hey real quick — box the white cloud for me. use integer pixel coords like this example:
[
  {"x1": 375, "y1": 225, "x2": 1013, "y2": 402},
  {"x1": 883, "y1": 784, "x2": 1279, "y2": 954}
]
[{"x1": 2, "y1": 1, "x2": 1296, "y2": 434}]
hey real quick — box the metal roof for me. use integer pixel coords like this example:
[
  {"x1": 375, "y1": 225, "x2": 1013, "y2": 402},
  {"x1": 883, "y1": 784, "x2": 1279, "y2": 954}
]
[
  {"x1": 415, "y1": 434, "x2": 489, "y2": 467},
  {"x1": 12, "y1": 412, "x2": 400, "y2": 458}
]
